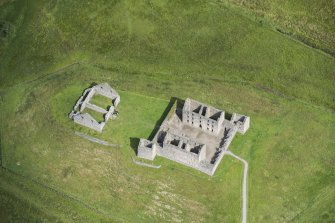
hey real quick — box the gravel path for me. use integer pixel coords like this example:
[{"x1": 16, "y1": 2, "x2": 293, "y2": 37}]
[{"x1": 224, "y1": 150, "x2": 248, "y2": 223}]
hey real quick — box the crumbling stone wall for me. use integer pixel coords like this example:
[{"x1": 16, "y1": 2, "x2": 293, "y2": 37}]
[
  {"x1": 137, "y1": 97, "x2": 250, "y2": 176},
  {"x1": 230, "y1": 113, "x2": 250, "y2": 134},
  {"x1": 137, "y1": 139, "x2": 157, "y2": 160},
  {"x1": 182, "y1": 98, "x2": 225, "y2": 135},
  {"x1": 210, "y1": 126, "x2": 238, "y2": 173},
  {"x1": 94, "y1": 83, "x2": 120, "y2": 106},
  {"x1": 69, "y1": 83, "x2": 120, "y2": 132},
  {"x1": 138, "y1": 129, "x2": 208, "y2": 170},
  {"x1": 80, "y1": 89, "x2": 95, "y2": 112},
  {"x1": 157, "y1": 144, "x2": 201, "y2": 169},
  {"x1": 72, "y1": 113, "x2": 105, "y2": 132}
]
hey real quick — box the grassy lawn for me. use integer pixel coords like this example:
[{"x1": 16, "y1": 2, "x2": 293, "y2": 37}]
[
  {"x1": 81, "y1": 108, "x2": 105, "y2": 123},
  {"x1": 0, "y1": 0, "x2": 334, "y2": 222},
  {"x1": 89, "y1": 93, "x2": 113, "y2": 111}
]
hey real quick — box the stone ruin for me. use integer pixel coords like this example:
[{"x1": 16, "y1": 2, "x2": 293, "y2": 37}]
[
  {"x1": 137, "y1": 98, "x2": 250, "y2": 176},
  {"x1": 69, "y1": 83, "x2": 120, "y2": 132}
]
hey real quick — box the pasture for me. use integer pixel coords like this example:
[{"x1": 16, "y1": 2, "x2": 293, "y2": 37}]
[{"x1": 0, "y1": 0, "x2": 334, "y2": 222}]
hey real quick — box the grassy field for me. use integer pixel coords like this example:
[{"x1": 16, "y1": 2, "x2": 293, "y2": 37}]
[
  {"x1": 225, "y1": 0, "x2": 335, "y2": 56},
  {"x1": 1, "y1": 63, "x2": 334, "y2": 222},
  {"x1": 0, "y1": 0, "x2": 334, "y2": 222},
  {"x1": 0, "y1": 168, "x2": 113, "y2": 223},
  {"x1": 1, "y1": 74, "x2": 245, "y2": 222},
  {"x1": 0, "y1": 0, "x2": 334, "y2": 110}
]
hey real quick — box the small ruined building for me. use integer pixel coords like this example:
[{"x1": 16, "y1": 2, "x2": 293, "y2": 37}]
[
  {"x1": 69, "y1": 83, "x2": 120, "y2": 132},
  {"x1": 137, "y1": 98, "x2": 250, "y2": 176}
]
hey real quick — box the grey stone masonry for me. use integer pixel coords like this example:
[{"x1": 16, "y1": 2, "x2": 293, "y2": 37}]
[
  {"x1": 69, "y1": 83, "x2": 120, "y2": 132},
  {"x1": 182, "y1": 98, "x2": 225, "y2": 135},
  {"x1": 137, "y1": 98, "x2": 250, "y2": 176},
  {"x1": 137, "y1": 139, "x2": 157, "y2": 160},
  {"x1": 230, "y1": 113, "x2": 250, "y2": 134},
  {"x1": 72, "y1": 113, "x2": 105, "y2": 132}
]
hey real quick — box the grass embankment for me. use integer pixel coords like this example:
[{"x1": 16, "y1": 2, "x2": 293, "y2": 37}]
[{"x1": 225, "y1": 0, "x2": 335, "y2": 56}]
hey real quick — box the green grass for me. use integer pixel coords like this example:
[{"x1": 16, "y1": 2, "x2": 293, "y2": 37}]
[
  {"x1": 0, "y1": 168, "x2": 114, "y2": 223},
  {"x1": 1, "y1": 78, "x2": 245, "y2": 222},
  {"x1": 89, "y1": 93, "x2": 113, "y2": 111},
  {"x1": 0, "y1": 0, "x2": 334, "y2": 110},
  {"x1": 225, "y1": 0, "x2": 335, "y2": 56},
  {"x1": 1, "y1": 63, "x2": 334, "y2": 222},
  {"x1": 82, "y1": 108, "x2": 105, "y2": 123},
  {"x1": 0, "y1": 0, "x2": 334, "y2": 222}
]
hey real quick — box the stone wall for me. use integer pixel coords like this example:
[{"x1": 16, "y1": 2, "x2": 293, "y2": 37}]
[
  {"x1": 85, "y1": 103, "x2": 108, "y2": 114},
  {"x1": 93, "y1": 83, "x2": 120, "y2": 104},
  {"x1": 163, "y1": 131, "x2": 202, "y2": 149},
  {"x1": 231, "y1": 113, "x2": 250, "y2": 134},
  {"x1": 157, "y1": 144, "x2": 202, "y2": 169},
  {"x1": 209, "y1": 126, "x2": 238, "y2": 174},
  {"x1": 113, "y1": 97, "x2": 120, "y2": 107},
  {"x1": 72, "y1": 113, "x2": 105, "y2": 132},
  {"x1": 81, "y1": 89, "x2": 95, "y2": 111},
  {"x1": 136, "y1": 97, "x2": 250, "y2": 176},
  {"x1": 69, "y1": 83, "x2": 120, "y2": 132},
  {"x1": 182, "y1": 98, "x2": 225, "y2": 135},
  {"x1": 137, "y1": 139, "x2": 157, "y2": 160},
  {"x1": 104, "y1": 106, "x2": 115, "y2": 121}
]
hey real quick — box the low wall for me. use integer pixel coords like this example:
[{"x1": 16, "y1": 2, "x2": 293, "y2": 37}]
[
  {"x1": 85, "y1": 103, "x2": 107, "y2": 114},
  {"x1": 73, "y1": 113, "x2": 104, "y2": 132}
]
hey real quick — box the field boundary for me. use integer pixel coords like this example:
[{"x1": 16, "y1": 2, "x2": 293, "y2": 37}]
[
  {"x1": 2, "y1": 61, "x2": 334, "y2": 115},
  {"x1": 132, "y1": 157, "x2": 161, "y2": 169},
  {"x1": 75, "y1": 131, "x2": 122, "y2": 148}
]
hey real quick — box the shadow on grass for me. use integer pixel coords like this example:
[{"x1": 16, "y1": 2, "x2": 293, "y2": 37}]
[
  {"x1": 129, "y1": 97, "x2": 184, "y2": 155},
  {"x1": 129, "y1": 137, "x2": 140, "y2": 155}
]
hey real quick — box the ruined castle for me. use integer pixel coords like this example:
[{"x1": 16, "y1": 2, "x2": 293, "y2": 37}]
[{"x1": 137, "y1": 98, "x2": 250, "y2": 176}]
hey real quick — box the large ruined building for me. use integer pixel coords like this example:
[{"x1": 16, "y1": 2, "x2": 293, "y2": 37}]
[
  {"x1": 69, "y1": 83, "x2": 120, "y2": 132},
  {"x1": 137, "y1": 98, "x2": 249, "y2": 176}
]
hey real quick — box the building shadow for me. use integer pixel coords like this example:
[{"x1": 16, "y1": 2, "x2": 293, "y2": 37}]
[
  {"x1": 129, "y1": 97, "x2": 184, "y2": 156},
  {"x1": 89, "y1": 82, "x2": 98, "y2": 88},
  {"x1": 129, "y1": 137, "x2": 140, "y2": 155},
  {"x1": 148, "y1": 96, "x2": 184, "y2": 140},
  {"x1": 225, "y1": 112, "x2": 233, "y2": 121}
]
